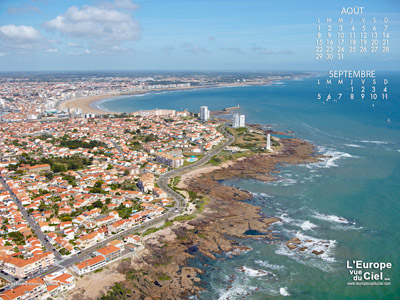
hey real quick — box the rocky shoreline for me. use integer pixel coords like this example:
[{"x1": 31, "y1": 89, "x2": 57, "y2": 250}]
[{"x1": 93, "y1": 136, "x2": 321, "y2": 300}]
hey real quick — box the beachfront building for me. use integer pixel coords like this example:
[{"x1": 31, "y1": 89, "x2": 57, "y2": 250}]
[
  {"x1": 94, "y1": 245, "x2": 122, "y2": 262},
  {"x1": 132, "y1": 109, "x2": 176, "y2": 117},
  {"x1": 73, "y1": 245, "x2": 122, "y2": 275},
  {"x1": 200, "y1": 106, "x2": 209, "y2": 121},
  {"x1": 84, "y1": 113, "x2": 96, "y2": 118},
  {"x1": 73, "y1": 255, "x2": 106, "y2": 276},
  {"x1": 232, "y1": 114, "x2": 245, "y2": 128}
]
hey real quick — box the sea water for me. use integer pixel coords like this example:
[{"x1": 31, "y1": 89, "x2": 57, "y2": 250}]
[{"x1": 100, "y1": 72, "x2": 400, "y2": 299}]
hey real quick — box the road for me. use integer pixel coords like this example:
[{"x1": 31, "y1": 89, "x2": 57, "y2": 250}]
[
  {"x1": 111, "y1": 140, "x2": 123, "y2": 154},
  {"x1": 0, "y1": 123, "x2": 235, "y2": 285},
  {"x1": 0, "y1": 176, "x2": 62, "y2": 260}
]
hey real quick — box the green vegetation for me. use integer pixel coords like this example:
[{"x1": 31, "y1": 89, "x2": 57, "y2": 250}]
[
  {"x1": 89, "y1": 180, "x2": 107, "y2": 194},
  {"x1": 170, "y1": 176, "x2": 181, "y2": 188},
  {"x1": 99, "y1": 283, "x2": 131, "y2": 300},
  {"x1": 195, "y1": 196, "x2": 210, "y2": 214},
  {"x1": 173, "y1": 214, "x2": 195, "y2": 222},
  {"x1": 8, "y1": 231, "x2": 25, "y2": 244},
  {"x1": 59, "y1": 248, "x2": 71, "y2": 256},
  {"x1": 116, "y1": 203, "x2": 133, "y2": 219},
  {"x1": 62, "y1": 174, "x2": 77, "y2": 186},
  {"x1": 40, "y1": 155, "x2": 92, "y2": 173},
  {"x1": 120, "y1": 180, "x2": 136, "y2": 191},
  {"x1": 143, "y1": 219, "x2": 174, "y2": 236},
  {"x1": 144, "y1": 134, "x2": 157, "y2": 142},
  {"x1": 143, "y1": 227, "x2": 161, "y2": 236},
  {"x1": 188, "y1": 190, "x2": 197, "y2": 201},
  {"x1": 164, "y1": 220, "x2": 173, "y2": 227},
  {"x1": 59, "y1": 138, "x2": 107, "y2": 149},
  {"x1": 158, "y1": 274, "x2": 171, "y2": 281}
]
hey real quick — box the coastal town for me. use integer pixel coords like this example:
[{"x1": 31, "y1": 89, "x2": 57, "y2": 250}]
[
  {"x1": 0, "y1": 77, "x2": 240, "y2": 299},
  {"x1": 0, "y1": 72, "x2": 296, "y2": 300}
]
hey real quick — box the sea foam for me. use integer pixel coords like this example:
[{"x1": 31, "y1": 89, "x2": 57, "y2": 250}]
[
  {"x1": 300, "y1": 220, "x2": 317, "y2": 231},
  {"x1": 313, "y1": 212, "x2": 354, "y2": 225},
  {"x1": 279, "y1": 287, "x2": 291, "y2": 296}
]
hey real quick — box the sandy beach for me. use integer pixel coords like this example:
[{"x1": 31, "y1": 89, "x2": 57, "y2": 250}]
[
  {"x1": 58, "y1": 94, "x2": 119, "y2": 115},
  {"x1": 177, "y1": 157, "x2": 248, "y2": 190}
]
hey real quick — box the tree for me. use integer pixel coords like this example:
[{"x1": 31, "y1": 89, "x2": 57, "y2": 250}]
[
  {"x1": 144, "y1": 134, "x2": 157, "y2": 142},
  {"x1": 39, "y1": 201, "x2": 47, "y2": 211},
  {"x1": 52, "y1": 203, "x2": 59, "y2": 216},
  {"x1": 93, "y1": 200, "x2": 103, "y2": 209},
  {"x1": 94, "y1": 180, "x2": 104, "y2": 188},
  {"x1": 61, "y1": 216, "x2": 72, "y2": 222}
]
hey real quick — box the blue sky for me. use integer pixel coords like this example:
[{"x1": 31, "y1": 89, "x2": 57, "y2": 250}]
[{"x1": 0, "y1": 0, "x2": 399, "y2": 71}]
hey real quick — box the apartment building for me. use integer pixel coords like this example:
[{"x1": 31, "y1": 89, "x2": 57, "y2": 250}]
[{"x1": 0, "y1": 252, "x2": 55, "y2": 278}]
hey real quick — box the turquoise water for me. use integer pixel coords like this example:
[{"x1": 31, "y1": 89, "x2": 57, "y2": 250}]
[{"x1": 100, "y1": 73, "x2": 400, "y2": 299}]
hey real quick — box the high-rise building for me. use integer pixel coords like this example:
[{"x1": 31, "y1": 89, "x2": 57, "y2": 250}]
[
  {"x1": 239, "y1": 114, "x2": 245, "y2": 127},
  {"x1": 232, "y1": 113, "x2": 245, "y2": 128},
  {"x1": 200, "y1": 106, "x2": 209, "y2": 121}
]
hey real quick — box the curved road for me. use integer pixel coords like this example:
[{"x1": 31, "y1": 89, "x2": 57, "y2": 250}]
[{"x1": 157, "y1": 124, "x2": 234, "y2": 213}]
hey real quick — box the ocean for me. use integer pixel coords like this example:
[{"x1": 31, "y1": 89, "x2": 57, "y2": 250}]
[{"x1": 98, "y1": 72, "x2": 400, "y2": 299}]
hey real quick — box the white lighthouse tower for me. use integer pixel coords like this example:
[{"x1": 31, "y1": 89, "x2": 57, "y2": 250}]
[{"x1": 266, "y1": 132, "x2": 272, "y2": 151}]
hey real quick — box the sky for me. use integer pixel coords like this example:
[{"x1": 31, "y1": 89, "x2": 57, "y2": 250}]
[{"x1": 0, "y1": 0, "x2": 399, "y2": 71}]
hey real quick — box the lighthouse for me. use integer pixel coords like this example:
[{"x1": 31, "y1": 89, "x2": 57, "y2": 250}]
[{"x1": 266, "y1": 132, "x2": 272, "y2": 151}]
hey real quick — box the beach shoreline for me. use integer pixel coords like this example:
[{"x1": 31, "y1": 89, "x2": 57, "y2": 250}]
[
  {"x1": 58, "y1": 94, "x2": 120, "y2": 115},
  {"x1": 56, "y1": 77, "x2": 308, "y2": 115}
]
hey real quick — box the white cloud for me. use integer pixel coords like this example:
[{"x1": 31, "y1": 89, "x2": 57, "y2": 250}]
[
  {"x1": 45, "y1": 4, "x2": 140, "y2": 47},
  {"x1": 84, "y1": 49, "x2": 91, "y2": 54},
  {"x1": 0, "y1": 25, "x2": 42, "y2": 41},
  {"x1": 46, "y1": 48, "x2": 59, "y2": 53},
  {"x1": 0, "y1": 25, "x2": 48, "y2": 53},
  {"x1": 0, "y1": 53, "x2": 5, "y2": 57}
]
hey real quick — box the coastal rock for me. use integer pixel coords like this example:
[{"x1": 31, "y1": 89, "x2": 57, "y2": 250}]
[
  {"x1": 100, "y1": 135, "x2": 319, "y2": 299},
  {"x1": 286, "y1": 243, "x2": 298, "y2": 250},
  {"x1": 312, "y1": 250, "x2": 324, "y2": 255}
]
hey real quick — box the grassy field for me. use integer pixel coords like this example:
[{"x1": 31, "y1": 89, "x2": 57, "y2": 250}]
[{"x1": 208, "y1": 126, "x2": 279, "y2": 166}]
